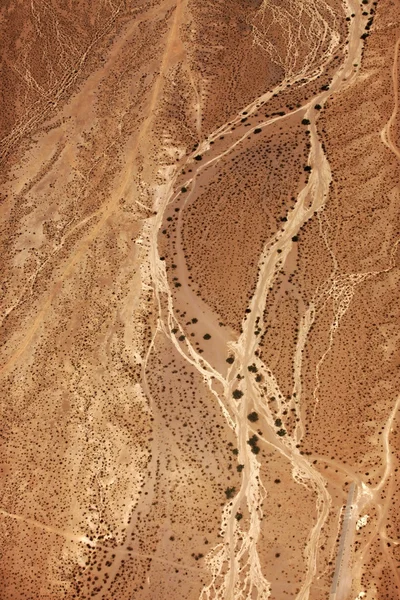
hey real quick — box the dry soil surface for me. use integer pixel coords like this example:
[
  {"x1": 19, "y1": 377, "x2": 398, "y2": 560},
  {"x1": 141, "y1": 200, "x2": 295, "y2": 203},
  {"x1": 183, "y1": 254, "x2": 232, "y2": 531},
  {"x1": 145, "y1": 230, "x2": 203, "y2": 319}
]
[{"x1": 1, "y1": 0, "x2": 400, "y2": 599}]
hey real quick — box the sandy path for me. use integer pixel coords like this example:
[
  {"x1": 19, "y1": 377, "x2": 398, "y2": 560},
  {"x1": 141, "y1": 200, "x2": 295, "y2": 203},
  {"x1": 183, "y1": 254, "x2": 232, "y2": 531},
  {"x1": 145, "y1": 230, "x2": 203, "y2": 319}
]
[
  {"x1": 0, "y1": 0, "x2": 183, "y2": 377},
  {"x1": 1, "y1": 0, "x2": 398, "y2": 597},
  {"x1": 143, "y1": 1, "x2": 371, "y2": 598},
  {"x1": 330, "y1": 483, "x2": 356, "y2": 600},
  {"x1": 381, "y1": 36, "x2": 400, "y2": 160}
]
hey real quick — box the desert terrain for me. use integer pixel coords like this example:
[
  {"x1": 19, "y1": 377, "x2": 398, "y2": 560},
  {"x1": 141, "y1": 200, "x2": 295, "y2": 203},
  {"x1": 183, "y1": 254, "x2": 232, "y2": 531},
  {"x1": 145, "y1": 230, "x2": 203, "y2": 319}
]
[{"x1": 0, "y1": 0, "x2": 399, "y2": 599}]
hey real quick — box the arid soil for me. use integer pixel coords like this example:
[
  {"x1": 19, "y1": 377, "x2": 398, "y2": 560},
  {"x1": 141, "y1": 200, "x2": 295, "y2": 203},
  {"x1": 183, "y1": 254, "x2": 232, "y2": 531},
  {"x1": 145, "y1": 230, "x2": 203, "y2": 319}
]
[{"x1": 1, "y1": 0, "x2": 399, "y2": 599}]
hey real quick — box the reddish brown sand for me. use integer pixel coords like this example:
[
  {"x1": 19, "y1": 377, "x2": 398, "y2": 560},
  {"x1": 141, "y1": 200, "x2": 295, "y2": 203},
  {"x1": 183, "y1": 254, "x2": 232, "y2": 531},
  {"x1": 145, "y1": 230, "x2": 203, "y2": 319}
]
[{"x1": 1, "y1": 0, "x2": 400, "y2": 599}]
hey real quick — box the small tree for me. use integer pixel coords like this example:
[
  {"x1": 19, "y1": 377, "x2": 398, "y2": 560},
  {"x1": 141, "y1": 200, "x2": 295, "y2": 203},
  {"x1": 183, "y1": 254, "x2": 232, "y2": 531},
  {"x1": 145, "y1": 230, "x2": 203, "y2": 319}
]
[
  {"x1": 247, "y1": 434, "x2": 259, "y2": 447},
  {"x1": 247, "y1": 412, "x2": 259, "y2": 423},
  {"x1": 203, "y1": 333, "x2": 211, "y2": 340},
  {"x1": 233, "y1": 390, "x2": 243, "y2": 399},
  {"x1": 225, "y1": 487, "x2": 236, "y2": 499}
]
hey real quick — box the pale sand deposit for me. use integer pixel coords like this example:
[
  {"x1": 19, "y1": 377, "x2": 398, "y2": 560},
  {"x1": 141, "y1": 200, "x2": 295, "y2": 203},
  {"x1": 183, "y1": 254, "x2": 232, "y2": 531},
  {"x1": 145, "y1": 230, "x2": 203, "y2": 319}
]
[{"x1": 0, "y1": 0, "x2": 399, "y2": 599}]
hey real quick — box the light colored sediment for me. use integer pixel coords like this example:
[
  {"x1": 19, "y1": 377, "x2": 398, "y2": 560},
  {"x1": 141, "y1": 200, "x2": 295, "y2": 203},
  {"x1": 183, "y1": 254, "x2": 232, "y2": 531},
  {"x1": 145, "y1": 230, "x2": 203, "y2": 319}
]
[{"x1": 1, "y1": 0, "x2": 399, "y2": 598}]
